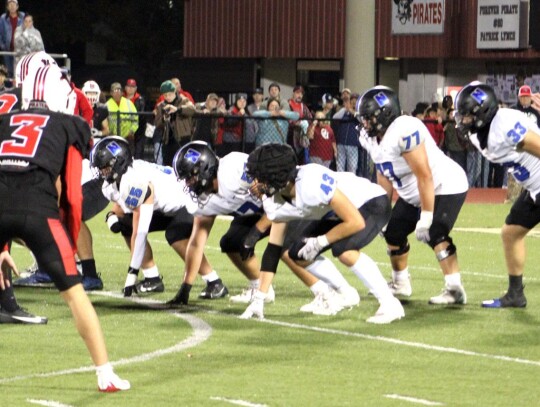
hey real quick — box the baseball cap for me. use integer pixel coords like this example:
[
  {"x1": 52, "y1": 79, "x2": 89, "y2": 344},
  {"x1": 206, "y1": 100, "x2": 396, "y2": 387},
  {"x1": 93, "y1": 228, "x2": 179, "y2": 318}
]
[
  {"x1": 110, "y1": 82, "x2": 122, "y2": 92},
  {"x1": 236, "y1": 92, "x2": 248, "y2": 101},
  {"x1": 206, "y1": 92, "x2": 219, "y2": 102},
  {"x1": 322, "y1": 93, "x2": 333, "y2": 104},
  {"x1": 160, "y1": 80, "x2": 176, "y2": 94},
  {"x1": 518, "y1": 85, "x2": 532, "y2": 97},
  {"x1": 254, "y1": 87, "x2": 264, "y2": 95},
  {"x1": 341, "y1": 88, "x2": 352, "y2": 95},
  {"x1": 7, "y1": 0, "x2": 18, "y2": 5},
  {"x1": 126, "y1": 78, "x2": 137, "y2": 87},
  {"x1": 293, "y1": 85, "x2": 304, "y2": 94}
]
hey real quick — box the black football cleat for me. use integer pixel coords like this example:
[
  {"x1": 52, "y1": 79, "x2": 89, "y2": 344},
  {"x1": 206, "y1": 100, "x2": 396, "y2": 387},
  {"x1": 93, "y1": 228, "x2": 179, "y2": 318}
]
[
  {"x1": 199, "y1": 279, "x2": 229, "y2": 299},
  {"x1": 482, "y1": 289, "x2": 527, "y2": 308},
  {"x1": 135, "y1": 276, "x2": 165, "y2": 294},
  {"x1": 0, "y1": 307, "x2": 48, "y2": 324}
]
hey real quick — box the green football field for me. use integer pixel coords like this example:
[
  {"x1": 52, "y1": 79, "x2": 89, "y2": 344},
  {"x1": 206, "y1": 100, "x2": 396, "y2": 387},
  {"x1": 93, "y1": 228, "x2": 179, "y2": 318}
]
[{"x1": 2, "y1": 203, "x2": 540, "y2": 406}]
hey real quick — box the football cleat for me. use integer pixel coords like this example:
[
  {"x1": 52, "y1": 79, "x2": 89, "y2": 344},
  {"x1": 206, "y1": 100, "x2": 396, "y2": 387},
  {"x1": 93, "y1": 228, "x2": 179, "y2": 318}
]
[
  {"x1": 366, "y1": 297, "x2": 405, "y2": 324},
  {"x1": 19, "y1": 262, "x2": 39, "y2": 279},
  {"x1": 13, "y1": 269, "x2": 53, "y2": 287},
  {"x1": 428, "y1": 284, "x2": 467, "y2": 305},
  {"x1": 336, "y1": 285, "x2": 360, "y2": 308},
  {"x1": 310, "y1": 291, "x2": 344, "y2": 316},
  {"x1": 199, "y1": 279, "x2": 229, "y2": 299},
  {"x1": 135, "y1": 276, "x2": 164, "y2": 294},
  {"x1": 0, "y1": 307, "x2": 48, "y2": 324},
  {"x1": 97, "y1": 372, "x2": 131, "y2": 392},
  {"x1": 230, "y1": 285, "x2": 275, "y2": 304},
  {"x1": 482, "y1": 289, "x2": 527, "y2": 308},
  {"x1": 388, "y1": 277, "x2": 412, "y2": 297},
  {"x1": 82, "y1": 275, "x2": 104, "y2": 291}
]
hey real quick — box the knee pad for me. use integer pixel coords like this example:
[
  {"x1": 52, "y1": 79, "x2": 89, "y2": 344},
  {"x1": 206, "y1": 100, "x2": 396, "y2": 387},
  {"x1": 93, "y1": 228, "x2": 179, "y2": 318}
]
[
  {"x1": 220, "y1": 234, "x2": 241, "y2": 253},
  {"x1": 386, "y1": 240, "x2": 410, "y2": 257},
  {"x1": 431, "y1": 236, "x2": 456, "y2": 262}
]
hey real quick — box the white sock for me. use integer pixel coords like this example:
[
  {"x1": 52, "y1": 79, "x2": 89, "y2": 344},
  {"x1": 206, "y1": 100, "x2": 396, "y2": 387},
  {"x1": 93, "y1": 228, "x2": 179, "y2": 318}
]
[
  {"x1": 95, "y1": 362, "x2": 113, "y2": 376},
  {"x1": 392, "y1": 267, "x2": 409, "y2": 282},
  {"x1": 350, "y1": 252, "x2": 393, "y2": 302},
  {"x1": 249, "y1": 279, "x2": 260, "y2": 289},
  {"x1": 306, "y1": 256, "x2": 350, "y2": 291},
  {"x1": 142, "y1": 265, "x2": 159, "y2": 279},
  {"x1": 444, "y1": 272, "x2": 462, "y2": 288},
  {"x1": 202, "y1": 270, "x2": 219, "y2": 283},
  {"x1": 309, "y1": 280, "x2": 330, "y2": 296}
]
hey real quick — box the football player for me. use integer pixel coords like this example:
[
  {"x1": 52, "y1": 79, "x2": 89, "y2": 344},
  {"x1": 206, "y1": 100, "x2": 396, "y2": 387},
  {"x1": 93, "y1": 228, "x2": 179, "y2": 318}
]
[
  {"x1": 357, "y1": 86, "x2": 468, "y2": 305},
  {"x1": 82, "y1": 80, "x2": 110, "y2": 139},
  {"x1": 170, "y1": 141, "x2": 359, "y2": 314},
  {"x1": 240, "y1": 144, "x2": 403, "y2": 323},
  {"x1": 455, "y1": 82, "x2": 540, "y2": 308},
  {"x1": 0, "y1": 64, "x2": 129, "y2": 391},
  {"x1": 90, "y1": 136, "x2": 226, "y2": 297}
]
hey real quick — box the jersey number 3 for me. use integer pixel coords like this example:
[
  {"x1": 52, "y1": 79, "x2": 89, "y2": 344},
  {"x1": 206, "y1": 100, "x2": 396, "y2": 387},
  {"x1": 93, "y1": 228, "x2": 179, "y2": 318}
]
[{"x1": 0, "y1": 114, "x2": 49, "y2": 157}]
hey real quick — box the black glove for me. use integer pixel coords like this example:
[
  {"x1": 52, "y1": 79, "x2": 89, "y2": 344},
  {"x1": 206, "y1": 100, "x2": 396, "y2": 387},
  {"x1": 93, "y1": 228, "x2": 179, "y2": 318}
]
[
  {"x1": 168, "y1": 283, "x2": 192, "y2": 305},
  {"x1": 240, "y1": 225, "x2": 265, "y2": 261},
  {"x1": 106, "y1": 211, "x2": 122, "y2": 234},
  {"x1": 123, "y1": 267, "x2": 139, "y2": 297}
]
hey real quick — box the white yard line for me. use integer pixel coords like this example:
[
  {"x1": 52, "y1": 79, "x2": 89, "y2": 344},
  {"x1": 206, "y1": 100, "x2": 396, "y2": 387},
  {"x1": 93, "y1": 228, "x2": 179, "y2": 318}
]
[
  {"x1": 0, "y1": 292, "x2": 212, "y2": 384},
  {"x1": 210, "y1": 396, "x2": 268, "y2": 407},
  {"x1": 384, "y1": 394, "x2": 444, "y2": 406},
  {"x1": 27, "y1": 399, "x2": 73, "y2": 407}
]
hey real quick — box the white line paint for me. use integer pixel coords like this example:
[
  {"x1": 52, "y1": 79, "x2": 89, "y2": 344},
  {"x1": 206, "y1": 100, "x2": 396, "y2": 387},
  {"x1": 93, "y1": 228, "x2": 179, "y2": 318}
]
[
  {"x1": 384, "y1": 394, "x2": 444, "y2": 406},
  {"x1": 0, "y1": 292, "x2": 212, "y2": 384},
  {"x1": 210, "y1": 396, "x2": 268, "y2": 407},
  {"x1": 27, "y1": 399, "x2": 73, "y2": 407},
  {"x1": 256, "y1": 318, "x2": 540, "y2": 367}
]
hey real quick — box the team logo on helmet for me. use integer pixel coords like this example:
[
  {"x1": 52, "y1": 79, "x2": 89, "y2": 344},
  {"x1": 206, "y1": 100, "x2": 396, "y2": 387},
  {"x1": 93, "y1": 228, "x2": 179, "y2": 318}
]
[
  {"x1": 184, "y1": 148, "x2": 201, "y2": 164},
  {"x1": 106, "y1": 141, "x2": 123, "y2": 157},
  {"x1": 471, "y1": 87, "x2": 488, "y2": 105},
  {"x1": 374, "y1": 91, "x2": 390, "y2": 108}
]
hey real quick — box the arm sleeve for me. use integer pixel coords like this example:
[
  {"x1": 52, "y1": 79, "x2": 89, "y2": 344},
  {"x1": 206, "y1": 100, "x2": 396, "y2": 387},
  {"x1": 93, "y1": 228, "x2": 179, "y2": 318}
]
[{"x1": 129, "y1": 203, "x2": 153, "y2": 269}]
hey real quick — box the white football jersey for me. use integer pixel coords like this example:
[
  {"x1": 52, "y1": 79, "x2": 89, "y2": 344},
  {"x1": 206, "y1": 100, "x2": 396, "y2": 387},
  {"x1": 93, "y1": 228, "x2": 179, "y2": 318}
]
[
  {"x1": 102, "y1": 160, "x2": 191, "y2": 214},
  {"x1": 263, "y1": 163, "x2": 386, "y2": 222},
  {"x1": 190, "y1": 152, "x2": 263, "y2": 217},
  {"x1": 359, "y1": 115, "x2": 468, "y2": 207},
  {"x1": 470, "y1": 108, "x2": 540, "y2": 200}
]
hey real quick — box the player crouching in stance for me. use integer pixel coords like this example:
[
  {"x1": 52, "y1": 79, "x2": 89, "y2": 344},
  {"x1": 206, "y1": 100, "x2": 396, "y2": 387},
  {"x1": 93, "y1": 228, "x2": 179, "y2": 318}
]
[
  {"x1": 240, "y1": 144, "x2": 404, "y2": 324},
  {"x1": 357, "y1": 86, "x2": 468, "y2": 305},
  {"x1": 90, "y1": 136, "x2": 226, "y2": 298},
  {"x1": 455, "y1": 82, "x2": 540, "y2": 308},
  {"x1": 0, "y1": 64, "x2": 129, "y2": 391}
]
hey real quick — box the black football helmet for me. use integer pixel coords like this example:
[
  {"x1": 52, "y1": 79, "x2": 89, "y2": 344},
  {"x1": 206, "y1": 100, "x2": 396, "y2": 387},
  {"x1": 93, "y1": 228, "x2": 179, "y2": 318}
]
[
  {"x1": 90, "y1": 136, "x2": 133, "y2": 183},
  {"x1": 246, "y1": 143, "x2": 297, "y2": 197},
  {"x1": 173, "y1": 141, "x2": 219, "y2": 201},
  {"x1": 356, "y1": 86, "x2": 401, "y2": 137},
  {"x1": 454, "y1": 81, "x2": 498, "y2": 134}
]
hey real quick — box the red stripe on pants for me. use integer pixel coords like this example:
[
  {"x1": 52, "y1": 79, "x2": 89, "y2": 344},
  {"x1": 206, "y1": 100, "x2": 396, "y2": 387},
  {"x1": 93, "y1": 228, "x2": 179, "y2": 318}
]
[{"x1": 47, "y1": 218, "x2": 78, "y2": 276}]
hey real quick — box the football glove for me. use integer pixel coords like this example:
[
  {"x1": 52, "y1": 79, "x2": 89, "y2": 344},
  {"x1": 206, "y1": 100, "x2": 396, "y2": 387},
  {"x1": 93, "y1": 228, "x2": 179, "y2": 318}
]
[
  {"x1": 297, "y1": 235, "x2": 329, "y2": 261},
  {"x1": 123, "y1": 267, "x2": 139, "y2": 297},
  {"x1": 91, "y1": 128, "x2": 103, "y2": 138},
  {"x1": 239, "y1": 225, "x2": 265, "y2": 261},
  {"x1": 106, "y1": 211, "x2": 122, "y2": 234},
  {"x1": 415, "y1": 211, "x2": 433, "y2": 244}
]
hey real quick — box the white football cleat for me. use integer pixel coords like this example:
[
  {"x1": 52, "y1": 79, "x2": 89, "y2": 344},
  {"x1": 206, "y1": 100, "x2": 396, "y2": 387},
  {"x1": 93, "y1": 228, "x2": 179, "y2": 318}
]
[
  {"x1": 230, "y1": 285, "x2": 275, "y2": 304},
  {"x1": 311, "y1": 291, "x2": 344, "y2": 316},
  {"x1": 366, "y1": 297, "x2": 405, "y2": 324},
  {"x1": 336, "y1": 285, "x2": 360, "y2": 308},
  {"x1": 428, "y1": 284, "x2": 467, "y2": 305},
  {"x1": 388, "y1": 277, "x2": 412, "y2": 297},
  {"x1": 97, "y1": 371, "x2": 130, "y2": 392}
]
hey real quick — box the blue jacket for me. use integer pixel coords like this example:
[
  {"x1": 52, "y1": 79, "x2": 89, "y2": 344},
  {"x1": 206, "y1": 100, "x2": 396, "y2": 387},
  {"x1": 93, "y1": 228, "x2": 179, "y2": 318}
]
[{"x1": 0, "y1": 11, "x2": 24, "y2": 51}]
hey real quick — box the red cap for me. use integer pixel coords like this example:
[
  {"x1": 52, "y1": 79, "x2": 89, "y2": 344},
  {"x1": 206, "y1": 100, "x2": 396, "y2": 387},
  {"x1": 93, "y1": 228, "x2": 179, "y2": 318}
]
[
  {"x1": 126, "y1": 79, "x2": 137, "y2": 87},
  {"x1": 518, "y1": 85, "x2": 531, "y2": 97}
]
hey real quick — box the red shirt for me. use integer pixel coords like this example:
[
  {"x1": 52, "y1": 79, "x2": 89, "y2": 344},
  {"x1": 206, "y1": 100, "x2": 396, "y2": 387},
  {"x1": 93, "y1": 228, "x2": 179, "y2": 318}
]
[{"x1": 309, "y1": 124, "x2": 335, "y2": 161}]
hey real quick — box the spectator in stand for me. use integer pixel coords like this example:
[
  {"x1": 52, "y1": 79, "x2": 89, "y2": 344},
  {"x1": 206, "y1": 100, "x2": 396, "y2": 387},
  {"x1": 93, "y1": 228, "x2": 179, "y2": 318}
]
[
  {"x1": 245, "y1": 87, "x2": 264, "y2": 148},
  {"x1": 221, "y1": 92, "x2": 249, "y2": 154},
  {"x1": 423, "y1": 106, "x2": 445, "y2": 149},
  {"x1": 106, "y1": 82, "x2": 138, "y2": 153},
  {"x1": 248, "y1": 87, "x2": 264, "y2": 114},
  {"x1": 171, "y1": 77, "x2": 194, "y2": 104},
  {"x1": 124, "y1": 79, "x2": 147, "y2": 159},
  {"x1": 82, "y1": 80, "x2": 110, "y2": 140},
  {"x1": 13, "y1": 14, "x2": 43, "y2": 68},
  {"x1": 261, "y1": 82, "x2": 290, "y2": 111},
  {"x1": 192, "y1": 92, "x2": 224, "y2": 147},
  {"x1": 512, "y1": 85, "x2": 540, "y2": 125},
  {"x1": 306, "y1": 110, "x2": 336, "y2": 168},
  {"x1": 321, "y1": 93, "x2": 337, "y2": 122},
  {"x1": 340, "y1": 88, "x2": 351, "y2": 108},
  {"x1": 412, "y1": 102, "x2": 429, "y2": 120},
  {"x1": 0, "y1": 63, "x2": 8, "y2": 91},
  {"x1": 333, "y1": 92, "x2": 360, "y2": 174},
  {"x1": 443, "y1": 109, "x2": 467, "y2": 172},
  {"x1": 288, "y1": 85, "x2": 312, "y2": 164},
  {"x1": 253, "y1": 97, "x2": 299, "y2": 146},
  {"x1": 0, "y1": 0, "x2": 23, "y2": 76},
  {"x1": 154, "y1": 79, "x2": 195, "y2": 166}
]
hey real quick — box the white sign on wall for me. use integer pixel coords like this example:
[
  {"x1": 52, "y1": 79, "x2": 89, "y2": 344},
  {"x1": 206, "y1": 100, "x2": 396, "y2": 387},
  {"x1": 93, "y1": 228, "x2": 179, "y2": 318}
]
[
  {"x1": 477, "y1": 0, "x2": 529, "y2": 49},
  {"x1": 391, "y1": 0, "x2": 445, "y2": 34}
]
